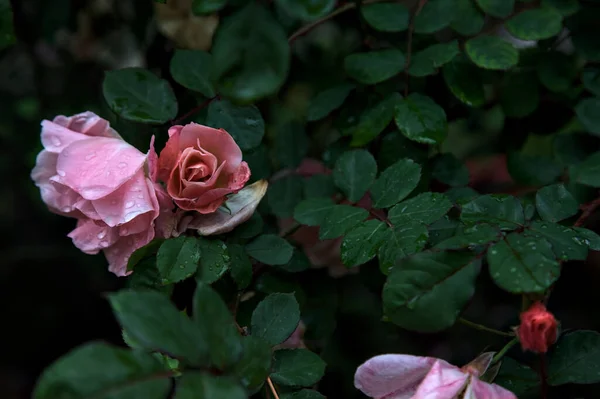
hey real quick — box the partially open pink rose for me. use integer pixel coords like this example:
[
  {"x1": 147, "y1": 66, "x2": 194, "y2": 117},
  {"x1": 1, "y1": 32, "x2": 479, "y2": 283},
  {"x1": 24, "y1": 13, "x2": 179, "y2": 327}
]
[
  {"x1": 157, "y1": 123, "x2": 251, "y2": 214},
  {"x1": 31, "y1": 112, "x2": 173, "y2": 276}
]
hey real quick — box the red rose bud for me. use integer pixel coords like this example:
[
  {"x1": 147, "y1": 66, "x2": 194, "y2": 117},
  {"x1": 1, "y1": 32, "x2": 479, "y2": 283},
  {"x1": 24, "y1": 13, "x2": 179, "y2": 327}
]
[{"x1": 517, "y1": 302, "x2": 558, "y2": 353}]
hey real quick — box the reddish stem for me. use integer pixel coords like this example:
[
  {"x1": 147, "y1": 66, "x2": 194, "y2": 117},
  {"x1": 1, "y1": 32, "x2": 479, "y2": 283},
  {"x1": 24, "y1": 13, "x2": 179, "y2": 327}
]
[
  {"x1": 404, "y1": 0, "x2": 428, "y2": 96},
  {"x1": 539, "y1": 354, "x2": 548, "y2": 399},
  {"x1": 170, "y1": 95, "x2": 218, "y2": 126},
  {"x1": 574, "y1": 193, "x2": 600, "y2": 227}
]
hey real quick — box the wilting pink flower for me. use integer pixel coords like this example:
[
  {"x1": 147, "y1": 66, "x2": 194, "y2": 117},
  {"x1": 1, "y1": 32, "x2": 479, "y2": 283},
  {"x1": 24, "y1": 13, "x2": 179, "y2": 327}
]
[
  {"x1": 354, "y1": 353, "x2": 516, "y2": 399},
  {"x1": 517, "y1": 302, "x2": 558, "y2": 353},
  {"x1": 31, "y1": 112, "x2": 173, "y2": 276},
  {"x1": 157, "y1": 123, "x2": 251, "y2": 214}
]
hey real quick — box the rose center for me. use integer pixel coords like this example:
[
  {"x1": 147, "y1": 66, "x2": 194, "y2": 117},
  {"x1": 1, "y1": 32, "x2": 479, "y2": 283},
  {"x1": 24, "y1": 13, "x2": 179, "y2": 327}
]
[{"x1": 186, "y1": 162, "x2": 212, "y2": 182}]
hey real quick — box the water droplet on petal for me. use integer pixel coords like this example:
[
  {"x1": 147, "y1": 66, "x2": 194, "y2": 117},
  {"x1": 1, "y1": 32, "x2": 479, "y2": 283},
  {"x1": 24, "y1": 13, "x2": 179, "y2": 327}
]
[
  {"x1": 118, "y1": 162, "x2": 128, "y2": 169},
  {"x1": 137, "y1": 194, "x2": 144, "y2": 199},
  {"x1": 85, "y1": 152, "x2": 97, "y2": 161},
  {"x1": 100, "y1": 241, "x2": 110, "y2": 248},
  {"x1": 97, "y1": 231, "x2": 106, "y2": 239},
  {"x1": 125, "y1": 201, "x2": 135, "y2": 208},
  {"x1": 121, "y1": 228, "x2": 129, "y2": 235},
  {"x1": 51, "y1": 136, "x2": 61, "y2": 146},
  {"x1": 62, "y1": 206, "x2": 71, "y2": 212},
  {"x1": 57, "y1": 170, "x2": 66, "y2": 177}
]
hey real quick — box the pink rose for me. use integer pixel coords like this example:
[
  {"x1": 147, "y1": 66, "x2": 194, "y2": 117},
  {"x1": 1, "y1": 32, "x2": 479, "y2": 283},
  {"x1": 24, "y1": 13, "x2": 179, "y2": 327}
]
[
  {"x1": 157, "y1": 123, "x2": 251, "y2": 214},
  {"x1": 31, "y1": 112, "x2": 173, "y2": 276}
]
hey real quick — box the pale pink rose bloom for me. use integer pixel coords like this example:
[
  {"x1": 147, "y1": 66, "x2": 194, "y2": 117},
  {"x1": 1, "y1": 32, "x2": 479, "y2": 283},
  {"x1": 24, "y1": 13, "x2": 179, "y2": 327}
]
[
  {"x1": 157, "y1": 123, "x2": 251, "y2": 214},
  {"x1": 354, "y1": 353, "x2": 516, "y2": 399},
  {"x1": 31, "y1": 112, "x2": 174, "y2": 276}
]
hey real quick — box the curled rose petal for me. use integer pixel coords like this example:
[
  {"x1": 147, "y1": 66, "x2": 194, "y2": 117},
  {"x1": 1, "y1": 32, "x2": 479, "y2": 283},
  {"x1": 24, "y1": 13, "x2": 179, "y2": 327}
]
[
  {"x1": 463, "y1": 378, "x2": 517, "y2": 399},
  {"x1": 412, "y1": 360, "x2": 469, "y2": 399}
]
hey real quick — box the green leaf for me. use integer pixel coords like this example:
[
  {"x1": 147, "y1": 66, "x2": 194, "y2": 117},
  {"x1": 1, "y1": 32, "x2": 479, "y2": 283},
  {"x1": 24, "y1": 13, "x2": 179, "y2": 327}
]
[
  {"x1": 341, "y1": 220, "x2": 389, "y2": 267},
  {"x1": 303, "y1": 174, "x2": 337, "y2": 199},
  {"x1": 506, "y1": 8, "x2": 563, "y2": 40},
  {"x1": 276, "y1": 0, "x2": 335, "y2": 20},
  {"x1": 251, "y1": 293, "x2": 300, "y2": 346},
  {"x1": 196, "y1": 239, "x2": 230, "y2": 284},
  {"x1": 414, "y1": 0, "x2": 457, "y2": 33},
  {"x1": 507, "y1": 152, "x2": 562, "y2": 185},
  {"x1": 271, "y1": 349, "x2": 326, "y2": 387},
  {"x1": 575, "y1": 97, "x2": 600, "y2": 136},
  {"x1": 435, "y1": 224, "x2": 501, "y2": 250},
  {"x1": 537, "y1": 52, "x2": 578, "y2": 93},
  {"x1": 371, "y1": 158, "x2": 421, "y2": 208},
  {"x1": 232, "y1": 336, "x2": 272, "y2": 393},
  {"x1": 388, "y1": 192, "x2": 453, "y2": 225},
  {"x1": 573, "y1": 151, "x2": 600, "y2": 187},
  {"x1": 408, "y1": 41, "x2": 460, "y2": 77},
  {"x1": 234, "y1": 212, "x2": 264, "y2": 240},
  {"x1": 476, "y1": 0, "x2": 514, "y2": 17},
  {"x1": 548, "y1": 330, "x2": 600, "y2": 385},
  {"x1": 192, "y1": 0, "x2": 227, "y2": 15},
  {"x1": 170, "y1": 50, "x2": 216, "y2": 97},
  {"x1": 102, "y1": 68, "x2": 178, "y2": 124},
  {"x1": 378, "y1": 221, "x2": 429, "y2": 274},
  {"x1": 583, "y1": 67, "x2": 600, "y2": 97},
  {"x1": 193, "y1": 283, "x2": 242, "y2": 369},
  {"x1": 157, "y1": 237, "x2": 201, "y2": 284},
  {"x1": 127, "y1": 239, "x2": 164, "y2": 272},
  {"x1": 206, "y1": 99, "x2": 265, "y2": 150},
  {"x1": 33, "y1": 342, "x2": 172, "y2": 399},
  {"x1": 0, "y1": 0, "x2": 15, "y2": 50},
  {"x1": 319, "y1": 205, "x2": 369, "y2": 240},
  {"x1": 277, "y1": 250, "x2": 312, "y2": 273},
  {"x1": 127, "y1": 258, "x2": 173, "y2": 295},
  {"x1": 443, "y1": 56, "x2": 485, "y2": 107},
  {"x1": 211, "y1": 4, "x2": 289, "y2": 103},
  {"x1": 332, "y1": 149, "x2": 377, "y2": 202},
  {"x1": 445, "y1": 187, "x2": 479, "y2": 205},
  {"x1": 394, "y1": 93, "x2": 447, "y2": 145},
  {"x1": 360, "y1": 3, "x2": 410, "y2": 32},
  {"x1": 535, "y1": 183, "x2": 579, "y2": 222},
  {"x1": 268, "y1": 175, "x2": 304, "y2": 218},
  {"x1": 542, "y1": 0, "x2": 580, "y2": 16},
  {"x1": 281, "y1": 390, "x2": 326, "y2": 399},
  {"x1": 175, "y1": 372, "x2": 246, "y2": 399},
  {"x1": 526, "y1": 221, "x2": 588, "y2": 261},
  {"x1": 246, "y1": 234, "x2": 294, "y2": 265},
  {"x1": 465, "y1": 36, "x2": 519, "y2": 70},
  {"x1": 432, "y1": 153, "x2": 470, "y2": 186},
  {"x1": 428, "y1": 216, "x2": 460, "y2": 246},
  {"x1": 229, "y1": 244, "x2": 253, "y2": 289},
  {"x1": 108, "y1": 290, "x2": 208, "y2": 365},
  {"x1": 307, "y1": 83, "x2": 355, "y2": 121},
  {"x1": 294, "y1": 198, "x2": 336, "y2": 226},
  {"x1": 494, "y1": 358, "x2": 539, "y2": 398},
  {"x1": 383, "y1": 251, "x2": 480, "y2": 332},
  {"x1": 344, "y1": 49, "x2": 406, "y2": 85},
  {"x1": 461, "y1": 194, "x2": 525, "y2": 230},
  {"x1": 573, "y1": 227, "x2": 600, "y2": 251},
  {"x1": 500, "y1": 72, "x2": 539, "y2": 118},
  {"x1": 487, "y1": 233, "x2": 560, "y2": 293},
  {"x1": 451, "y1": 0, "x2": 485, "y2": 35},
  {"x1": 350, "y1": 92, "x2": 401, "y2": 147}
]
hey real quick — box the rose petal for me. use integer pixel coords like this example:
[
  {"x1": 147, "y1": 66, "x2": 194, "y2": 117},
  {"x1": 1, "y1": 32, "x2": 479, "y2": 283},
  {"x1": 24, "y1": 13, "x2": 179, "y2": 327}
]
[
  {"x1": 148, "y1": 135, "x2": 159, "y2": 182},
  {"x1": 157, "y1": 125, "x2": 183, "y2": 182},
  {"x1": 54, "y1": 137, "x2": 146, "y2": 200},
  {"x1": 63, "y1": 111, "x2": 120, "y2": 138},
  {"x1": 354, "y1": 354, "x2": 438, "y2": 399},
  {"x1": 413, "y1": 360, "x2": 469, "y2": 399},
  {"x1": 179, "y1": 123, "x2": 242, "y2": 174},
  {"x1": 41, "y1": 120, "x2": 88, "y2": 153},
  {"x1": 67, "y1": 219, "x2": 118, "y2": 255},
  {"x1": 461, "y1": 352, "x2": 495, "y2": 378},
  {"x1": 228, "y1": 161, "x2": 251, "y2": 191},
  {"x1": 462, "y1": 378, "x2": 517, "y2": 399},
  {"x1": 104, "y1": 228, "x2": 155, "y2": 277},
  {"x1": 185, "y1": 179, "x2": 268, "y2": 236}
]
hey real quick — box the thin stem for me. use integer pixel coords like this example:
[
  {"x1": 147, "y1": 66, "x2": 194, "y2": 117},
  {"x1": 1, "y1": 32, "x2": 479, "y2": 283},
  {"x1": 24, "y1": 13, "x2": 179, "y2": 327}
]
[
  {"x1": 170, "y1": 96, "x2": 218, "y2": 125},
  {"x1": 404, "y1": 0, "x2": 428, "y2": 96},
  {"x1": 280, "y1": 222, "x2": 302, "y2": 238},
  {"x1": 574, "y1": 193, "x2": 600, "y2": 227},
  {"x1": 458, "y1": 318, "x2": 514, "y2": 337},
  {"x1": 539, "y1": 354, "x2": 548, "y2": 399},
  {"x1": 267, "y1": 377, "x2": 281, "y2": 399},
  {"x1": 492, "y1": 337, "x2": 518, "y2": 364},
  {"x1": 368, "y1": 208, "x2": 393, "y2": 227}
]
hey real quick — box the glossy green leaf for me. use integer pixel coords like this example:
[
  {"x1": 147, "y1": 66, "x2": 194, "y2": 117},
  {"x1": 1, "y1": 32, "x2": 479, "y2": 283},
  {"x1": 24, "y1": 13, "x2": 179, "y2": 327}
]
[
  {"x1": 428, "y1": 216, "x2": 460, "y2": 246},
  {"x1": 196, "y1": 239, "x2": 230, "y2": 284},
  {"x1": 574, "y1": 227, "x2": 600, "y2": 251},
  {"x1": 294, "y1": 198, "x2": 336, "y2": 226},
  {"x1": 229, "y1": 244, "x2": 253, "y2": 289},
  {"x1": 451, "y1": 0, "x2": 485, "y2": 35},
  {"x1": 360, "y1": 3, "x2": 410, "y2": 32},
  {"x1": 332, "y1": 149, "x2": 377, "y2": 202},
  {"x1": 251, "y1": 293, "x2": 300, "y2": 346},
  {"x1": 527, "y1": 221, "x2": 588, "y2": 261},
  {"x1": 435, "y1": 224, "x2": 501, "y2": 250},
  {"x1": 461, "y1": 194, "x2": 525, "y2": 230},
  {"x1": 506, "y1": 8, "x2": 563, "y2": 40},
  {"x1": 487, "y1": 233, "x2": 560, "y2": 293},
  {"x1": 344, "y1": 49, "x2": 406, "y2": 85},
  {"x1": 371, "y1": 158, "x2": 421, "y2": 209},
  {"x1": 319, "y1": 205, "x2": 369, "y2": 240},
  {"x1": 575, "y1": 97, "x2": 600, "y2": 135},
  {"x1": 267, "y1": 175, "x2": 304, "y2": 218},
  {"x1": 535, "y1": 183, "x2": 579, "y2": 222},
  {"x1": 232, "y1": 336, "x2": 272, "y2": 393},
  {"x1": 341, "y1": 220, "x2": 388, "y2": 267},
  {"x1": 388, "y1": 192, "x2": 453, "y2": 225},
  {"x1": 394, "y1": 93, "x2": 447, "y2": 145},
  {"x1": 414, "y1": 0, "x2": 457, "y2": 33},
  {"x1": 271, "y1": 349, "x2": 326, "y2": 387},
  {"x1": 383, "y1": 251, "x2": 480, "y2": 332},
  {"x1": 465, "y1": 36, "x2": 519, "y2": 70},
  {"x1": 175, "y1": 372, "x2": 246, "y2": 399},
  {"x1": 350, "y1": 92, "x2": 401, "y2": 147},
  {"x1": 548, "y1": 330, "x2": 600, "y2": 385},
  {"x1": 277, "y1": 250, "x2": 311, "y2": 273},
  {"x1": 211, "y1": 4, "x2": 289, "y2": 103},
  {"x1": 573, "y1": 151, "x2": 600, "y2": 187},
  {"x1": 206, "y1": 98, "x2": 265, "y2": 150},
  {"x1": 102, "y1": 68, "x2": 178, "y2": 124},
  {"x1": 378, "y1": 221, "x2": 429, "y2": 274},
  {"x1": 443, "y1": 57, "x2": 485, "y2": 107},
  {"x1": 127, "y1": 258, "x2": 173, "y2": 296},
  {"x1": 245, "y1": 234, "x2": 294, "y2": 265},
  {"x1": 582, "y1": 67, "x2": 600, "y2": 97},
  {"x1": 170, "y1": 50, "x2": 216, "y2": 97},
  {"x1": 542, "y1": 0, "x2": 580, "y2": 16},
  {"x1": 408, "y1": 41, "x2": 460, "y2": 77},
  {"x1": 476, "y1": 0, "x2": 514, "y2": 17},
  {"x1": 276, "y1": 0, "x2": 335, "y2": 21},
  {"x1": 307, "y1": 83, "x2": 355, "y2": 121},
  {"x1": 157, "y1": 236, "x2": 201, "y2": 284}
]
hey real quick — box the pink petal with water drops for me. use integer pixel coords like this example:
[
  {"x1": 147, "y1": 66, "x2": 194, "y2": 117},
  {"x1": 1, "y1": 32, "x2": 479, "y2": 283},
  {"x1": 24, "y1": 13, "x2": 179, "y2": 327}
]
[
  {"x1": 41, "y1": 120, "x2": 88, "y2": 153},
  {"x1": 67, "y1": 219, "x2": 118, "y2": 255},
  {"x1": 413, "y1": 360, "x2": 469, "y2": 399},
  {"x1": 354, "y1": 354, "x2": 437, "y2": 399},
  {"x1": 64, "y1": 112, "x2": 119, "y2": 138},
  {"x1": 462, "y1": 378, "x2": 517, "y2": 399},
  {"x1": 104, "y1": 228, "x2": 155, "y2": 276},
  {"x1": 147, "y1": 135, "x2": 159, "y2": 182},
  {"x1": 54, "y1": 136, "x2": 146, "y2": 200},
  {"x1": 178, "y1": 124, "x2": 243, "y2": 174}
]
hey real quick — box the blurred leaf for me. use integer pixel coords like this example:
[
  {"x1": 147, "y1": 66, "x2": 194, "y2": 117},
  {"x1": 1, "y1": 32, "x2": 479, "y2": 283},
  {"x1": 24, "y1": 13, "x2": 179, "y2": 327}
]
[
  {"x1": 443, "y1": 56, "x2": 485, "y2": 107},
  {"x1": 341, "y1": 220, "x2": 388, "y2": 267},
  {"x1": 307, "y1": 83, "x2": 355, "y2": 121},
  {"x1": 432, "y1": 153, "x2": 469, "y2": 186},
  {"x1": 394, "y1": 93, "x2": 447, "y2": 145},
  {"x1": 192, "y1": 0, "x2": 228, "y2": 15},
  {"x1": 277, "y1": 250, "x2": 311, "y2": 273},
  {"x1": 276, "y1": 0, "x2": 335, "y2": 21},
  {"x1": 500, "y1": 72, "x2": 539, "y2": 118},
  {"x1": 206, "y1": 99, "x2": 265, "y2": 150},
  {"x1": 294, "y1": 198, "x2": 336, "y2": 226},
  {"x1": 535, "y1": 183, "x2": 579, "y2": 222},
  {"x1": 157, "y1": 237, "x2": 201, "y2": 284},
  {"x1": 319, "y1": 205, "x2": 369, "y2": 240},
  {"x1": 408, "y1": 41, "x2": 460, "y2": 77},
  {"x1": 246, "y1": 234, "x2": 294, "y2": 265},
  {"x1": 212, "y1": 4, "x2": 290, "y2": 103},
  {"x1": 446, "y1": 187, "x2": 479, "y2": 205},
  {"x1": 197, "y1": 239, "x2": 230, "y2": 284},
  {"x1": 575, "y1": 98, "x2": 600, "y2": 136},
  {"x1": 0, "y1": 0, "x2": 15, "y2": 50},
  {"x1": 507, "y1": 152, "x2": 562, "y2": 185},
  {"x1": 251, "y1": 293, "x2": 300, "y2": 346},
  {"x1": 548, "y1": 330, "x2": 600, "y2": 385},
  {"x1": 102, "y1": 68, "x2": 178, "y2": 124},
  {"x1": 527, "y1": 221, "x2": 588, "y2": 261},
  {"x1": 234, "y1": 212, "x2": 264, "y2": 240},
  {"x1": 476, "y1": 0, "x2": 514, "y2": 17},
  {"x1": 175, "y1": 373, "x2": 246, "y2": 399},
  {"x1": 383, "y1": 251, "x2": 479, "y2": 332},
  {"x1": 271, "y1": 349, "x2": 326, "y2": 387},
  {"x1": 108, "y1": 290, "x2": 208, "y2": 365},
  {"x1": 378, "y1": 131, "x2": 429, "y2": 169},
  {"x1": 465, "y1": 36, "x2": 519, "y2": 70},
  {"x1": 333, "y1": 149, "x2": 377, "y2": 202},
  {"x1": 344, "y1": 49, "x2": 406, "y2": 85},
  {"x1": 494, "y1": 357, "x2": 539, "y2": 398},
  {"x1": 388, "y1": 192, "x2": 453, "y2": 225},
  {"x1": 451, "y1": 0, "x2": 485, "y2": 35},
  {"x1": 435, "y1": 224, "x2": 501, "y2": 250},
  {"x1": 461, "y1": 194, "x2": 525, "y2": 230},
  {"x1": 229, "y1": 244, "x2": 253, "y2": 289},
  {"x1": 378, "y1": 221, "x2": 429, "y2": 274},
  {"x1": 232, "y1": 336, "x2": 272, "y2": 393},
  {"x1": 33, "y1": 342, "x2": 172, "y2": 399},
  {"x1": 414, "y1": 0, "x2": 457, "y2": 33},
  {"x1": 505, "y1": 8, "x2": 563, "y2": 40},
  {"x1": 170, "y1": 50, "x2": 216, "y2": 97},
  {"x1": 582, "y1": 67, "x2": 600, "y2": 97},
  {"x1": 244, "y1": 145, "x2": 272, "y2": 182},
  {"x1": 360, "y1": 3, "x2": 410, "y2": 32},
  {"x1": 553, "y1": 134, "x2": 599, "y2": 166},
  {"x1": 371, "y1": 158, "x2": 421, "y2": 209},
  {"x1": 542, "y1": 0, "x2": 580, "y2": 16},
  {"x1": 573, "y1": 151, "x2": 600, "y2": 187},
  {"x1": 303, "y1": 174, "x2": 337, "y2": 199},
  {"x1": 350, "y1": 92, "x2": 401, "y2": 147},
  {"x1": 537, "y1": 52, "x2": 578, "y2": 93},
  {"x1": 487, "y1": 233, "x2": 559, "y2": 293},
  {"x1": 127, "y1": 258, "x2": 173, "y2": 296},
  {"x1": 281, "y1": 390, "x2": 326, "y2": 399},
  {"x1": 268, "y1": 175, "x2": 304, "y2": 218}
]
